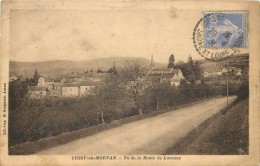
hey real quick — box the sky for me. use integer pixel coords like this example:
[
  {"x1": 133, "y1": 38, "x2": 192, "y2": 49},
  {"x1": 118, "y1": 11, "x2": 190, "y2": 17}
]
[{"x1": 10, "y1": 6, "x2": 205, "y2": 63}]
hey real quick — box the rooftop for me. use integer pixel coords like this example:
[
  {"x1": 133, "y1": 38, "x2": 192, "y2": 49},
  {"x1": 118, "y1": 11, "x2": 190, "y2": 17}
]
[
  {"x1": 149, "y1": 68, "x2": 181, "y2": 74},
  {"x1": 28, "y1": 86, "x2": 46, "y2": 91},
  {"x1": 148, "y1": 73, "x2": 175, "y2": 77},
  {"x1": 146, "y1": 76, "x2": 162, "y2": 81},
  {"x1": 79, "y1": 81, "x2": 94, "y2": 86},
  {"x1": 79, "y1": 81, "x2": 105, "y2": 86},
  {"x1": 62, "y1": 83, "x2": 79, "y2": 87}
]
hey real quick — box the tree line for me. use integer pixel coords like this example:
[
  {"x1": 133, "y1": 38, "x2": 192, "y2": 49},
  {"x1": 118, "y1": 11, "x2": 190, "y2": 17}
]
[{"x1": 8, "y1": 54, "x2": 248, "y2": 146}]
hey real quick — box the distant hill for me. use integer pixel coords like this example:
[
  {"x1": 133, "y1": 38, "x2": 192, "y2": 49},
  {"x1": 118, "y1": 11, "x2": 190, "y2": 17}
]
[
  {"x1": 10, "y1": 57, "x2": 165, "y2": 78},
  {"x1": 200, "y1": 53, "x2": 249, "y2": 72}
]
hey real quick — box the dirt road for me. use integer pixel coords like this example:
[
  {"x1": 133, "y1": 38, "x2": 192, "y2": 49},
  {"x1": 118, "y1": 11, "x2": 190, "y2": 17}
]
[{"x1": 38, "y1": 97, "x2": 236, "y2": 155}]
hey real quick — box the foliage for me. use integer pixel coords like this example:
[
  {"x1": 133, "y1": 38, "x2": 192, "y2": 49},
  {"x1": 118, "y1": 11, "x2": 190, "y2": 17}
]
[
  {"x1": 167, "y1": 54, "x2": 175, "y2": 68},
  {"x1": 120, "y1": 60, "x2": 145, "y2": 81},
  {"x1": 120, "y1": 60, "x2": 146, "y2": 115},
  {"x1": 89, "y1": 74, "x2": 135, "y2": 124},
  {"x1": 9, "y1": 78, "x2": 29, "y2": 110},
  {"x1": 236, "y1": 67, "x2": 249, "y2": 101},
  {"x1": 107, "y1": 62, "x2": 118, "y2": 74},
  {"x1": 31, "y1": 69, "x2": 40, "y2": 86},
  {"x1": 174, "y1": 55, "x2": 202, "y2": 82},
  {"x1": 97, "y1": 68, "x2": 105, "y2": 73}
]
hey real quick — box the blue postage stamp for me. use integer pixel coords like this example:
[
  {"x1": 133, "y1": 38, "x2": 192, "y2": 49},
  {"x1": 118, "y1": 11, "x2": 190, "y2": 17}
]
[{"x1": 203, "y1": 11, "x2": 247, "y2": 48}]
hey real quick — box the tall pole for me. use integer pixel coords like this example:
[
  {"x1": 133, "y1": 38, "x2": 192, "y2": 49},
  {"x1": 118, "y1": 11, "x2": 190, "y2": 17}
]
[{"x1": 226, "y1": 60, "x2": 229, "y2": 109}]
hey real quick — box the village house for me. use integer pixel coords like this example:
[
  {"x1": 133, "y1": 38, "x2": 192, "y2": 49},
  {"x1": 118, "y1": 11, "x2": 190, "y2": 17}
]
[
  {"x1": 79, "y1": 81, "x2": 95, "y2": 96},
  {"x1": 46, "y1": 73, "x2": 110, "y2": 98},
  {"x1": 79, "y1": 81, "x2": 104, "y2": 96},
  {"x1": 86, "y1": 73, "x2": 110, "y2": 82},
  {"x1": 36, "y1": 77, "x2": 62, "y2": 97},
  {"x1": 28, "y1": 86, "x2": 47, "y2": 99},
  {"x1": 45, "y1": 79, "x2": 61, "y2": 90},
  {"x1": 60, "y1": 76, "x2": 67, "y2": 85},
  {"x1": 144, "y1": 55, "x2": 185, "y2": 87},
  {"x1": 203, "y1": 64, "x2": 227, "y2": 78},
  {"x1": 37, "y1": 76, "x2": 46, "y2": 86},
  {"x1": 216, "y1": 67, "x2": 228, "y2": 76},
  {"x1": 146, "y1": 68, "x2": 185, "y2": 87},
  {"x1": 53, "y1": 81, "x2": 61, "y2": 90},
  {"x1": 48, "y1": 81, "x2": 61, "y2": 96},
  {"x1": 145, "y1": 76, "x2": 162, "y2": 86},
  {"x1": 234, "y1": 68, "x2": 242, "y2": 76},
  {"x1": 61, "y1": 80, "x2": 105, "y2": 97},
  {"x1": 61, "y1": 83, "x2": 79, "y2": 97},
  {"x1": 204, "y1": 71, "x2": 220, "y2": 77},
  {"x1": 203, "y1": 67, "x2": 220, "y2": 77},
  {"x1": 28, "y1": 73, "x2": 109, "y2": 98},
  {"x1": 9, "y1": 76, "x2": 18, "y2": 82},
  {"x1": 28, "y1": 77, "x2": 48, "y2": 99},
  {"x1": 45, "y1": 79, "x2": 55, "y2": 90}
]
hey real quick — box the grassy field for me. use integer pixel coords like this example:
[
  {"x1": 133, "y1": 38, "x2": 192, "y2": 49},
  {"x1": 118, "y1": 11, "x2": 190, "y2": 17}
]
[{"x1": 164, "y1": 99, "x2": 249, "y2": 155}]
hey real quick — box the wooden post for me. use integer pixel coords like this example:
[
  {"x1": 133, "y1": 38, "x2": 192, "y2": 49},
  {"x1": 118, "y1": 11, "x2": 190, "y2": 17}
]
[{"x1": 226, "y1": 60, "x2": 229, "y2": 109}]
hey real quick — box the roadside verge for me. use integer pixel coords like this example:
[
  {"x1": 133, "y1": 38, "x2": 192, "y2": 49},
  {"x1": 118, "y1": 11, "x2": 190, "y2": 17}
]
[{"x1": 164, "y1": 99, "x2": 248, "y2": 155}]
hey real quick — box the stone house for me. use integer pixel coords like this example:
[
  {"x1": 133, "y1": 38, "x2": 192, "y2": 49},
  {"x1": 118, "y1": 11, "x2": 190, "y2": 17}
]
[
  {"x1": 53, "y1": 81, "x2": 61, "y2": 90},
  {"x1": 41, "y1": 78, "x2": 62, "y2": 96},
  {"x1": 61, "y1": 83, "x2": 79, "y2": 97},
  {"x1": 79, "y1": 81, "x2": 95, "y2": 96},
  {"x1": 79, "y1": 81, "x2": 105, "y2": 96},
  {"x1": 45, "y1": 80, "x2": 55, "y2": 90},
  {"x1": 234, "y1": 68, "x2": 242, "y2": 76},
  {"x1": 146, "y1": 68, "x2": 185, "y2": 86},
  {"x1": 9, "y1": 76, "x2": 18, "y2": 82},
  {"x1": 85, "y1": 73, "x2": 110, "y2": 82},
  {"x1": 37, "y1": 77, "x2": 46, "y2": 86},
  {"x1": 28, "y1": 86, "x2": 47, "y2": 99}
]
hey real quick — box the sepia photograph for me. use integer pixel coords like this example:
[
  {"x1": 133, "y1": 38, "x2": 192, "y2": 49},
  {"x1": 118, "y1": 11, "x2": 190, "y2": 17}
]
[{"x1": 0, "y1": 1, "x2": 259, "y2": 166}]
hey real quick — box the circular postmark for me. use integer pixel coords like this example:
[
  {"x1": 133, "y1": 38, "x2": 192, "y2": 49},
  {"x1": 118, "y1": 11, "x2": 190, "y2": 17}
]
[{"x1": 193, "y1": 13, "x2": 242, "y2": 61}]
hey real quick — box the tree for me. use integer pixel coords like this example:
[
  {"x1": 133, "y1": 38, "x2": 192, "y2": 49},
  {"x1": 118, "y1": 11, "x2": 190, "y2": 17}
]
[
  {"x1": 121, "y1": 60, "x2": 145, "y2": 81},
  {"x1": 9, "y1": 78, "x2": 29, "y2": 110},
  {"x1": 107, "y1": 62, "x2": 118, "y2": 75},
  {"x1": 167, "y1": 54, "x2": 175, "y2": 68},
  {"x1": 187, "y1": 55, "x2": 195, "y2": 83},
  {"x1": 120, "y1": 60, "x2": 146, "y2": 115},
  {"x1": 237, "y1": 67, "x2": 249, "y2": 100},
  {"x1": 31, "y1": 68, "x2": 40, "y2": 86},
  {"x1": 194, "y1": 61, "x2": 203, "y2": 80},
  {"x1": 90, "y1": 75, "x2": 134, "y2": 124},
  {"x1": 188, "y1": 55, "x2": 194, "y2": 68},
  {"x1": 174, "y1": 55, "x2": 203, "y2": 83},
  {"x1": 179, "y1": 79, "x2": 191, "y2": 103},
  {"x1": 154, "y1": 82, "x2": 172, "y2": 110}
]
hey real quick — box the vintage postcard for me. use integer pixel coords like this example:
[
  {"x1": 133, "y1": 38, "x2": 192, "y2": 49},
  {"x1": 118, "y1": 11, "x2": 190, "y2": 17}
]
[{"x1": 0, "y1": 0, "x2": 259, "y2": 165}]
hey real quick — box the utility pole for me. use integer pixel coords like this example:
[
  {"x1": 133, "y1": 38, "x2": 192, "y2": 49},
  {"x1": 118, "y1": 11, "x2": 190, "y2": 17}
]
[{"x1": 226, "y1": 60, "x2": 229, "y2": 109}]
